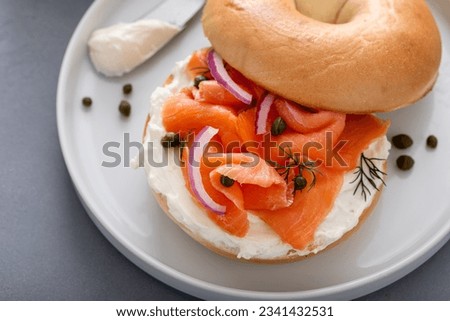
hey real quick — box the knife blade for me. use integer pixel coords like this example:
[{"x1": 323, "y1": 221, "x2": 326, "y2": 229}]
[
  {"x1": 143, "y1": 0, "x2": 205, "y2": 29},
  {"x1": 88, "y1": 0, "x2": 205, "y2": 77}
]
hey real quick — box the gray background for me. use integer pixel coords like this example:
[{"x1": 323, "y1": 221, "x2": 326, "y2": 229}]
[{"x1": 0, "y1": 0, "x2": 449, "y2": 300}]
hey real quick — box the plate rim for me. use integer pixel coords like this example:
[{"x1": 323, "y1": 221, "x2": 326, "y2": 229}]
[{"x1": 56, "y1": 0, "x2": 450, "y2": 300}]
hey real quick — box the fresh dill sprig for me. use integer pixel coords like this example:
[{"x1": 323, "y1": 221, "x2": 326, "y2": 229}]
[{"x1": 351, "y1": 153, "x2": 387, "y2": 201}]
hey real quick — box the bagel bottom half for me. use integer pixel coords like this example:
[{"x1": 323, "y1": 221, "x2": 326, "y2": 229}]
[{"x1": 142, "y1": 55, "x2": 390, "y2": 263}]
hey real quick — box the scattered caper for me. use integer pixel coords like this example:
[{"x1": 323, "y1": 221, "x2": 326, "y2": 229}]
[
  {"x1": 271, "y1": 117, "x2": 287, "y2": 136},
  {"x1": 391, "y1": 134, "x2": 413, "y2": 149},
  {"x1": 161, "y1": 132, "x2": 181, "y2": 148},
  {"x1": 294, "y1": 175, "x2": 307, "y2": 191},
  {"x1": 123, "y1": 83, "x2": 133, "y2": 95},
  {"x1": 118, "y1": 100, "x2": 131, "y2": 117},
  {"x1": 194, "y1": 75, "x2": 208, "y2": 88},
  {"x1": 220, "y1": 175, "x2": 235, "y2": 188},
  {"x1": 396, "y1": 155, "x2": 415, "y2": 171},
  {"x1": 426, "y1": 135, "x2": 438, "y2": 149},
  {"x1": 82, "y1": 97, "x2": 92, "y2": 107}
]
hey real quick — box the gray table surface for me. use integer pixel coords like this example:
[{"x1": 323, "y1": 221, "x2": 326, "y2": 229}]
[{"x1": 1, "y1": 0, "x2": 449, "y2": 301}]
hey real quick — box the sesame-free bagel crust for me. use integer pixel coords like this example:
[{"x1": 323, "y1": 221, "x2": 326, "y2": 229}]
[{"x1": 202, "y1": 0, "x2": 441, "y2": 113}]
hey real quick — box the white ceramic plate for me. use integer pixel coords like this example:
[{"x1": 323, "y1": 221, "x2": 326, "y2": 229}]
[{"x1": 57, "y1": 0, "x2": 450, "y2": 300}]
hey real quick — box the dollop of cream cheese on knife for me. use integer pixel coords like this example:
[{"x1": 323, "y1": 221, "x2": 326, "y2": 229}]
[{"x1": 88, "y1": 19, "x2": 180, "y2": 77}]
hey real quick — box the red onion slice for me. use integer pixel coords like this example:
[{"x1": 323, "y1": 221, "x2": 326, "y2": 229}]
[
  {"x1": 207, "y1": 50, "x2": 253, "y2": 105},
  {"x1": 188, "y1": 126, "x2": 226, "y2": 215},
  {"x1": 255, "y1": 93, "x2": 275, "y2": 135}
]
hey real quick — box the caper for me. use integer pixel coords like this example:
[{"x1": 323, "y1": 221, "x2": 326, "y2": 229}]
[
  {"x1": 426, "y1": 135, "x2": 438, "y2": 149},
  {"x1": 396, "y1": 155, "x2": 415, "y2": 171},
  {"x1": 220, "y1": 175, "x2": 235, "y2": 187},
  {"x1": 82, "y1": 97, "x2": 92, "y2": 107},
  {"x1": 194, "y1": 75, "x2": 208, "y2": 88},
  {"x1": 391, "y1": 134, "x2": 413, "y2": 149},
  {"x1": 294, "y1": 175, "x2": 308, "y2": 191},
  {"x1": 118, "y1": 100, "x2": 131, "y2": 117},
  {"x1": 161, "y1": 132, "x2": 181, "y2": 148},
  {"x1": 271, "y1": 117, "x2": 287, "y2": 136},
  {"x1": 123, "y1": 83, "x2": 133, "y2": 95}
]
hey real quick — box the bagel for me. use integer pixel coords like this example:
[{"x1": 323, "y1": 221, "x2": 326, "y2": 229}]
[
  {"x1": 142, "y1": 55, "x2": 391, "y2": 262},
  {"x1": 202, "y1": 0, "x2": 442, "y2": 113}
]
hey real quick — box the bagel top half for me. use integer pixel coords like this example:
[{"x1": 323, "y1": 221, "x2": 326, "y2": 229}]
[{"x1": 202, "y1": 0, "x2": 442, "y2": 113}]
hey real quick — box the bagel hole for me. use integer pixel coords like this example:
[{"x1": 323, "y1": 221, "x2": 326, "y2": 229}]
[{"x1": 294, "y1": 0, "x2": 352, "y2": 24}]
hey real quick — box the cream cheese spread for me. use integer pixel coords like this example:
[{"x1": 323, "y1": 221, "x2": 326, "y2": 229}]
[
  {"x1": 88, "y1": 19, "x2": 180, "y2": 77},
  {"x1": 143, "y1": 56, "x2": 391, "y2": 260}
]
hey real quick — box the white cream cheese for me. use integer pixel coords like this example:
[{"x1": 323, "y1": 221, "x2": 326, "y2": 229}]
[
  {"x1": 143, "y1": 56, "x2": 391, "y2": 260},
  {"x1": 88, "y1": 19, "x2": 180, "y2": 77}
]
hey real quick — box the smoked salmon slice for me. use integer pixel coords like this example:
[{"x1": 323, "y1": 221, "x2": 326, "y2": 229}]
[
  {"x1": 162, "y1": 90, "x2": 241, "y2": 147},
  {"x1": 186, "y1": 48, "x2": 211, "y2": 80},
  {"x1": 196, "y1": 80, "x2": 247, "y2": 109},
  {"x1": 330, "y1": 115, "x2": 390, "y2": 170},
  {"x1": 181, "y1": 149, "x2": 249, "y2": 237},
  {"x1": 252, "y1": 169, "x2": 343, "y2": 250},
  {"x1": 275, "y1": 99, "x2": 345, "y2": 133},
  {"x1": 234, "y1": 104, "x2": 347, "y2": 165},
  {"x1": 210, "y1": 154, "x2": 294, "y2": 211}
]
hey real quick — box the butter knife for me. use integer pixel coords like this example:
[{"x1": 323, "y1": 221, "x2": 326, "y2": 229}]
[{"x1": 88, "y1": 0, "x2": 205, "y2": 77}]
